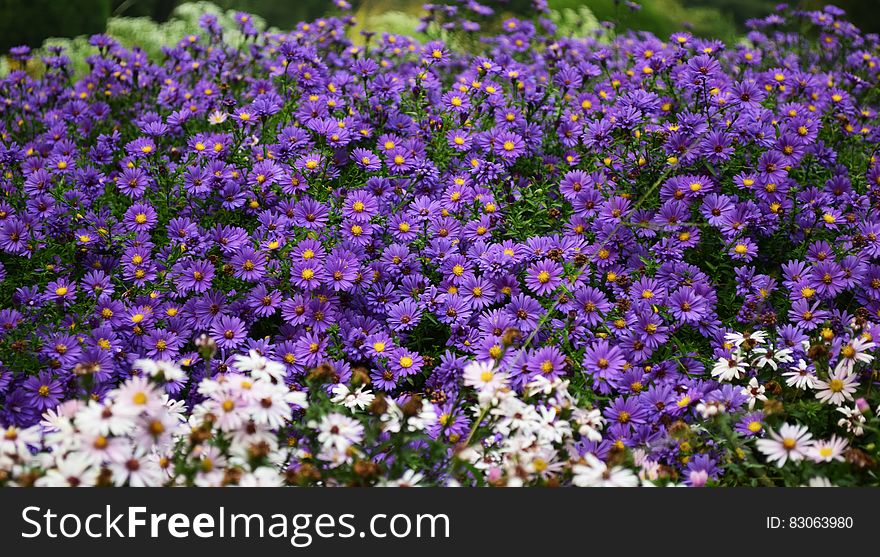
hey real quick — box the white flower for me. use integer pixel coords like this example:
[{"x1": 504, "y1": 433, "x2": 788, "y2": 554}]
[
  {"x1": 108, "y1": 446, "x2": 166, "y2": 487},
  {"x1": 782, "y1": 359, "x2": 816, "y2": 390},
  {"x1": 836, "y1": 405, "x2": 866, "y2": 436},
  {"x1": 35, "y1": 453, "x2": 99, "y2": 487},
  {"x1": 571, "y1": 408, "x2": 604, "y2": 442},
  {"x1": 131, "y1": 410, "x2": 182, "y2": 450},
  {"x1": 740, "y1": 377, "x2": 767, "y2": 410},
  {"x1": 711, "y1": 353, "x2": 747, "y2": 382},
  {"x1": 572, "y1": 454, "x2": 638, "y2": 487},
  {"x1": 695, "y1": 400, "x2": 726, "y2": 419},
  {"x1": 755, "y1": 423, "x2": 814, "y2": 467},
  {"x1": 724, "y1": 330, "x2": 767, "y2": 348},
  {"x1": 638, "y1": 458, "x2": 662, "y2": 482},
  {"x1": 79, "y1": 433, "x2": 129, "y2": 466},
  {"x1": 834, "y1": 337, "x2": 875, "y2": 375},
  {"x1": 808, "y1": 435, "x2": 848, "y2": 463},
  {"x1": 0, "y1": 425, "x2": 42, "y2": 457},
  {"x1": 238, "y1": 467, "x2": 284, "y2": 487},
  {"x1": 77, "y1": 400, "x2": 135, "y2": 437},
  {"x1": 163, "y1": 395, "x2": 189, "y2": 423},
  {"x1": 814, "y1": 369, "x2": 858, "y2": 406},
  {"x1": 331, "y1": 384, "x2": 375, "y2": 411},
  {"x1": 112, "y1": 376, "x2": 165, "y2": 417},
  {"x1": 464, "y1": 360, "x2": 510, "y2": 405},
  {"x1": 250, "y1": 382, "x2": 295, "y2": 428},
  {"x1": 408, "y1": 400, "x2": 436, "y2": 433},
  {"x1": 751, "y1": 346, "x2": 793, "y2": 371},
  {"x1": 379, "y1": 469, "x2": 424, "y2": 487},
  {"x1": 316, "y1": 413, "x2": 364, "y2": 451},
  {"x1": 804, "y1": 476, "x2": 835, "y2": 487},
  {"x1": 525, "y1": 374, "x2": 556, "y2": 396},
  {"x1": 233, "y1": 350, "x2": 286, "y2": 382},
  {"x1": 134, "y1": 358, "x2": 185, "y2": 383},
  {"x1": 208, "y1": 110, "x2": 229, "y2": 125},
  {"x1": 379, "y1": 399, "x2": 403, "y2": 434}
]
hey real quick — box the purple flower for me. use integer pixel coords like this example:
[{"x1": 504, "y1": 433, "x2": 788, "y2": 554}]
[
  {"x1": 526, "y1": 345, "x2": 567, "y2": 380},
  {"x1": 525, "y1": 258, "x2": 563, "y2": 296},
  {"x1": 175, "y1": 260, "x2": 214, "y2": 293},
  {"x1": 211, "y1": 315, "x2": 247, "y2": 350},
  {"x1": 22, "y1": 372, "x2": 64, "y2": 412}
]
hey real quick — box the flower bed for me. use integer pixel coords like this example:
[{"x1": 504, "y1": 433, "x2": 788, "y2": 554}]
[{"x1": 1, "y1": 2, "x2": 879, "y2": 487}]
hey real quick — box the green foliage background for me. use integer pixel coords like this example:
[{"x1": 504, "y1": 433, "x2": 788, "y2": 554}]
[{"x1": 2, "y1": 0, "x2": 880, "y2": 71}]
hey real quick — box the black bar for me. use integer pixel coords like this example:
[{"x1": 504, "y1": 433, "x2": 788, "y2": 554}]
[{"x1": 0, "y1": 488, "x2": 872, "y2": 553}]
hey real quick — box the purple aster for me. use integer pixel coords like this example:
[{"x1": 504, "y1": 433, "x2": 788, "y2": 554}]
[
  {"x1": 493, "y1": 131, "x2": 525, "y2": 159},
  {"x1": 504, "y1": 294, "x2": 544, "y2": 333},
  {"x1": 343, "y1": 190, "x2": 379, "y2": 223},
  {"x1": 291, "y1": 260, "x2": 325, "y2": 290},
  {"x1": 230, "y1": 247, "x2": 267, "y2": 282},
  {"x1": 526, "y1": 345, "x2": 567, "y2": 380},
  {"x1": 391, "y1": 348, "x2": 424, "y2": 377},
  {"x1": 175, "y1": 259, "x2": 214, "y2": 293},
  {"x1": 604, "y1": 396, "x2": 648, "y2": 428},
  {"x1": 387, "y1": 299, "x2": 422, "y2": 332},
  {"x1": 668, "y1": 286, "x2": 707, "y2": 323},
  {"x1": 583, "y1": 339, "x2": 626, "y2": 380},
  {"x1": 210, "y1": 315, "x2": 247, "y2": 350},
  {"x1": 525, "y1": 258, "x2": 563, "y2": 296},
  {"x1": 22, "y1": 372, "x2": 65, "y2": 412}
]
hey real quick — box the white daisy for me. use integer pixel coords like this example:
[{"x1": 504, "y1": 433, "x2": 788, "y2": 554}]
[
  {"x1": 108, "y1": 446, "x2": 166, "y2": 487},
  {"x1": 249, "y1": 382, "x2": 295, "y2": 429},
  {"x1": 834, "y1": 337, "x2": 875, "y2": 375},
  {"x1": 238, "y1": 467, "x2": 285, "y2": 487},
  {"x1": 331, "y1": 384, "x2": 375, "y2": 411},
  {"x1": 808, "y1": 435, "x2": 848, "y2": 463},
  {"x1": 755, "y1": 423, "x2": 814, "y2": 467},
  {"x1": 751, "y1": 345, "x2": 793, "y2": 371},
  {"x1": 316, "y1": 413, "x2": 364, "y2": 451},
  {"x1": 782, "y1": 359, "x2": 816, "y2": 390},
  {"x1": 711, "y1": 353, "x2": 747, "y2": 382},
  {"x1": 572, "y1": 454, "x2": 638, "y2": 487},
  {"x1": 463, "y1": 360, "x2": 509, "y2": 399},
  {"x1": 35, "y1": 453, "x2": 99, "y2": 487},
  {"x1": 724, "y1": 330, "x2": 768, "y2": 348},
  {"x1": 379, "y1": 469, "x2": 424, "y2": 487},
  {"x1": 814, "y1": 369, "x2": 858, "y2": 406},
  {"x1": 0, "y1": 425, "x2": 42, "y2": 457},
  {"x1": 76, "y1": 400, "x2": 135, "y2": 437},
  {"x1": 208, "y1": 109, "x2": 229, "y2": 125},
  {"x1": 133, "y1": 358, "x2": 185, "y2": 383},
  {"x1": 233, "y1": 349, "x2": 286, "y2": 382},
  {"x1": 741, "y1": 377, "x2": 767, "y2": 410},
  {"x1": 112, "y1": 376, "x2": 164, "y2": 416},
  {"x1": 836, "y1": 405, "x2": 866, "y2": 436}
]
